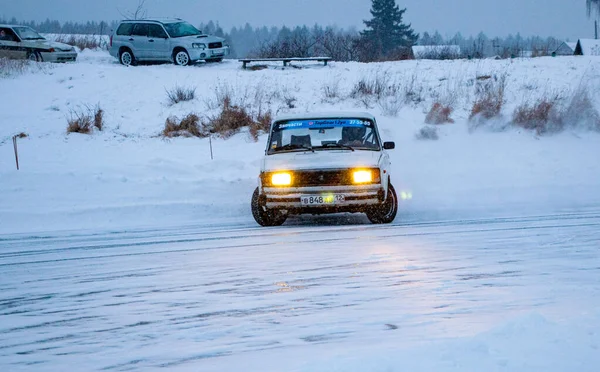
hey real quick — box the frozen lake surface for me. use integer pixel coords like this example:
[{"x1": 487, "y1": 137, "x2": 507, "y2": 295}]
[{"x1": 2, "y1": 210, "x2": 599, "y2": 371}]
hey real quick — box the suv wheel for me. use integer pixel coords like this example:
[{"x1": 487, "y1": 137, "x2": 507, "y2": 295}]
[
  {"x1": 174, "y1": 49, "x2": 191, "y2": 66},
  {"x1": 366, "y1": 183, "x2": 398, "y2": 224},
  {"x1": 251, "y1": 188, "x2": 287, "y2": 227},
  {"x1": 119, "y1": 49, "x2": 135, "y2": 66}
]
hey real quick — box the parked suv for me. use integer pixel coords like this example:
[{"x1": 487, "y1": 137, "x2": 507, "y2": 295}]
[
  {"x1": 109, "y1": 18, "x2": 230, "y2": 66},
  {"x1": 0, "y1": 24, "x2": 77, "y2": 62},
  {"x1": 251, "y1": 112, "x2": 398, "y2": 226}
]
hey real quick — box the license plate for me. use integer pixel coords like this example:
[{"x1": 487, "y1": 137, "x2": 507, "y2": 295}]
[{"x1": 301, "y1": 194, "x2": 345, "y2": 206}]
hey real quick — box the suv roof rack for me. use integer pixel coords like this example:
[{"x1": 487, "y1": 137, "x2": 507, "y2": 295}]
[{"x1": 120, "y1": 17, "x2": 183, "y2": 23}]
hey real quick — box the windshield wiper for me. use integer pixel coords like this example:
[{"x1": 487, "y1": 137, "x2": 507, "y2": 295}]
[
  {"x1": 272, "y1": 144, "x2": 314, "y2": 153},
  {"x1": 318, "y1": 143, "x2": 355, "y2": 151}
]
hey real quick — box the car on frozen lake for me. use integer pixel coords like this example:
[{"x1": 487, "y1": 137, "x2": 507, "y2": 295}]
[
  {"x1": 109, "y1": 18, "x2": 230, "y2": 66},
  {"x1": 0, "y1": 24, "x2": 77, "y2": 62},
  {"x1": 251, "y1": 112, "x2": 398, "y2": 226}
]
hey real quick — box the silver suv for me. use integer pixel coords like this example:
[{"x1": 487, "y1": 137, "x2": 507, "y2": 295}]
[{"x1": 109, "y1": 18, "x2": 230, "y2": 66}]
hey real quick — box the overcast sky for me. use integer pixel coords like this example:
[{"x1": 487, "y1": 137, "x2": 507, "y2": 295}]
[{"x1": 1, "y1": 0, "x2": 597, "y2": 40}]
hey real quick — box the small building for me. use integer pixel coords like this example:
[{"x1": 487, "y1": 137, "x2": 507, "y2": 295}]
[
  {"x1": 411, "y1": 45, "x2": 461, "y2": 60},
  {"x1": 574, "y1": 39, "x2": 600, "y2": 56},
  {"x1": 553, "y1": 41, "x2": 577, "y2": 56}
]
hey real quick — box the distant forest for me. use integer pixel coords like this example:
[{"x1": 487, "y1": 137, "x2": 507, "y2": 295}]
[{"x1": 1, "y1": 17, "x2": 569, "y2": 60}]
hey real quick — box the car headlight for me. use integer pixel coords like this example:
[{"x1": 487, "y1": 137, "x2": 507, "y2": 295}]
[
  {"x1": 352, "y1": 169, "x2": 373, "y2": 184},
  {"x1": 192, "y1": 43, "x2": 206, "y2": 49},
  {"x1": 271, "y1": 172, "x2": 292, "y2": 186}
]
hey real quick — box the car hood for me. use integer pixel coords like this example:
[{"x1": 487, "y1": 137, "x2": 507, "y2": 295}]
[
  {"x1": 27, "y1": 40, "x2": 74, "y2": 51},
  {"x1": 262, "y1": 150, "x2": 382, "y2": 172},
  {"x1": 179, "y1": 34, "x2": 225, "y2": 44}
]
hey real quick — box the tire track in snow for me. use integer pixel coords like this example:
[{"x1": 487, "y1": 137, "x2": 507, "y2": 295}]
[{"x1": 1, "y1": 213, "x2": 599, "y2": 267}]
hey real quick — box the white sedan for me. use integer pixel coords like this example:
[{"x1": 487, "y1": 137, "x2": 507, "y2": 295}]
[
  {"x1": 0, "y1": 24, "x2": 77, "y2": 62},
  {"x1": 252, "y1": 112, "x2": 398, "y2": 226}
]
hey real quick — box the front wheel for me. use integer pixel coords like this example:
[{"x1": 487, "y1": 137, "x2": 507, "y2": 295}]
[
  {"x1": 251, "y1": 188, "x2": 287, "y2": 227},
  {"x1": 27, "y1": 51, "x2": 42, "y2": 62},
  {"x1": 366, "y1": 183, "x2": 398, "y2": 224},
  {"x1": 173, "y1": 50, "x2": 191, "y2": 66}
]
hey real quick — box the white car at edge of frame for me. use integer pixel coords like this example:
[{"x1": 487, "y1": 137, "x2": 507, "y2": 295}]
[{"x1": 252, "y1": 112, "x2": 398, "y2": 226}]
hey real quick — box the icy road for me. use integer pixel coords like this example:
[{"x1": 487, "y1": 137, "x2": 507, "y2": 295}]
[{"x1": 1, "y1": 211, "x2": 600, "y2": 371}]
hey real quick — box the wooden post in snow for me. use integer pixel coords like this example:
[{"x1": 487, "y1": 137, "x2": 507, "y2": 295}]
[{"x1": 12, "y1": 135, "x2": 19, "y2": 170}]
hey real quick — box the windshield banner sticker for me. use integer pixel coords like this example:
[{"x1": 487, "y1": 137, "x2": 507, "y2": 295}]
[{"x1": 277, "y1": 119, "x2": 370, "y2": 130}]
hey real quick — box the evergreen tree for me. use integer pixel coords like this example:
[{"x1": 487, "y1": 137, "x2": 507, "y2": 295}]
[
  {"x1": 361, "y1": 0, "x2": 418, "y2": 57},
  {"x1": 420, "y1": 32, "x2": 432, "y2": 45}
]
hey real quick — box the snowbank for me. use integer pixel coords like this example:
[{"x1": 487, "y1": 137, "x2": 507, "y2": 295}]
[{"x1": 1, "y1": 51, "x2": 600, "y2": 234}]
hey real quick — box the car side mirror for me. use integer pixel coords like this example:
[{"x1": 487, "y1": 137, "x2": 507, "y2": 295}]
[{"x1": 383, "y1": 141, "x2": 395, "y2": 150}]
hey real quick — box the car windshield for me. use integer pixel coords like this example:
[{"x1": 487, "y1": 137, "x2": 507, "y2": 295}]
[
  {"x1": 13, "y1": 26, "x2": 45, "y2": 40},
  {"x1": 163, "y1": 22, "x2": 202, "y2": 38},
  {"x1": 268, "y1": 118, "x2": 380, "y2": 154}
]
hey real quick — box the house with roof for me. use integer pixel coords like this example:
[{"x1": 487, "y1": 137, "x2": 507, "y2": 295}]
[
  {"x1": 574, "y1": 39, "x2": 600, "y2": 56},
  {"x1": 553, "y1": 41, "x2": 577, "y2": 56}
]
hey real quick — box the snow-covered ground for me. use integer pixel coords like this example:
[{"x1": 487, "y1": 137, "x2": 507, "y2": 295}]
[
  {"x1": 1, "y1": 51, "x2": 600, "y2": 371},
  {"x1": 1, "y1": 50, "x2": 599, "y2": 234}
]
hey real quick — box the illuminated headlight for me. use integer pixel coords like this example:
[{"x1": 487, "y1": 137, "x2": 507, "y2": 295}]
[
  {"x1": 352, "y1": 169, "x2": 373, "y2": 184},
  {"x1": 192, "y1": 43, "x2": 206, "y2": 49},
  {"x1": 271, "y1": 172, "x2": 292, "y2": 186}
]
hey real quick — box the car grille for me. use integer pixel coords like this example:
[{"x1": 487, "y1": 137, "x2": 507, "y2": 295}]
[
  {"x1": 208, "y1": 42, "x2": 223, "y2": 49},
  {"x1": 262, "y1": 168, "x2": 380, "y2": 187}
]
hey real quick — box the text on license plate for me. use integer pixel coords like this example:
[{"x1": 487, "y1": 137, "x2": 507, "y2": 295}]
[{"x1": 301, "y1": 194, "x2": 345, "y2": 205}]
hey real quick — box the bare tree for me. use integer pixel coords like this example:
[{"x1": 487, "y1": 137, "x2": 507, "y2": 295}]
[
  {"x1": 119, "y1": 0, "x2": 148, "y2": 20},
  {"x1": 587, "y1": 0, "x2": 600, "y2": 17}
]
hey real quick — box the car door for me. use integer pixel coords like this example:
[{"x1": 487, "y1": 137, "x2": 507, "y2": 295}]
[
  {"x1": 130, "y1": 23, "x2": 150, "y2": 59},
  {"x1": 113, "y1": 22, "x2": 134, "y2": 52},
  {"x1": 147, "y1": 24, "x2": 170, "y2": 61},
  {"x1": 0, "y1": 27, "x2": 26, "y2": 59}
]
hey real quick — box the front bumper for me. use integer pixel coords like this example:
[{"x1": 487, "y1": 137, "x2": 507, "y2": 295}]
[
  {"x1": 40, "y1": 51, "x2": 77, "y2": 62},
  {"x1": 263, "y1": 184, "x2": 384, "y2": 210},
  {"x1": 189, "y1": 46, "x2": 230, "y2": 61}
]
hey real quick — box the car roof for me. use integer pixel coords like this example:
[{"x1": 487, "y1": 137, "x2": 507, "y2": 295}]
[
  {"x1": 119, "y1": 18, "x2": 184, "y2": 25},
  {"x1": 0, "y1": 24, "x2": 25, "y2": 28},
  {"x1": 274, "y1": 112, "x2": 377, "y2": 123}
]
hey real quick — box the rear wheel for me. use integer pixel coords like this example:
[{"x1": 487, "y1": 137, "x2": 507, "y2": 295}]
[
  {"x1": 119, "y1": 49, "x2": 135, "y2": 66},
  {"x1": 366, "y1": 183, "x2": 398, "y2": 224},
  {"x1": 251, "y1": 188, "x2": 287, "y2": 227}
]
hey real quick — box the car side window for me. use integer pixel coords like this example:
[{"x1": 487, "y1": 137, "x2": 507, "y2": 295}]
[
  {"x1": 0, "y1": 28, "x2": 18, "y2": 42},
  {"x1": 131, "y1": 23, "x2": 149, "y2": 37},
  {"x1": 116, "y1": 23, "x2": 134, "y2": 36},
  {"x1": 148, "y1": 24, "x2": 168, "y2": 39}
]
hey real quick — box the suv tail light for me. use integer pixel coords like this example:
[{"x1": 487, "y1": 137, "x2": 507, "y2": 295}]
[{"x1": 110, "y1": 35, "x2": 113, "y2": 47}]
